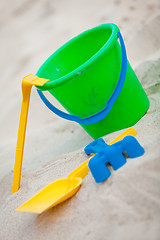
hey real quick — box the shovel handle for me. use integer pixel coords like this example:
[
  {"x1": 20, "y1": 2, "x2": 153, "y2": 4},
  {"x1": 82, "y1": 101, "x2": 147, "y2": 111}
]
[{"x1": 67, "y1": 127, "x2": 137, "y2": 180}]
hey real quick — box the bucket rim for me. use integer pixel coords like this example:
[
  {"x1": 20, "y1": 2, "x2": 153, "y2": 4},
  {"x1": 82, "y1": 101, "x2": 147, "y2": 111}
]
[{"x1": 36, "y1": 23, "x2": 120, "y2": 91}]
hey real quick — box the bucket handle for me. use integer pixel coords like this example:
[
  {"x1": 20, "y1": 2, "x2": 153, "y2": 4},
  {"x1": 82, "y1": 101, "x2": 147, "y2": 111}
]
[{"x1": 37, "y1": 31, "x2": 127, "y2": 125}]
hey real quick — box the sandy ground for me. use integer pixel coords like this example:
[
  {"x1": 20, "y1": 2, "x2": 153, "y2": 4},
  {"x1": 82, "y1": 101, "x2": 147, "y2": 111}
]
[{"x1": 0, "y1": 0, "x2": 160, "y2": 239}]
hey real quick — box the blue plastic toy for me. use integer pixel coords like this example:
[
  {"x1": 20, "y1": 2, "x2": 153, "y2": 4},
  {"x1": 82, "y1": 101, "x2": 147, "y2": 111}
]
[{"x1": 84, "y1": 135, "x2": 145, "y2": 183}]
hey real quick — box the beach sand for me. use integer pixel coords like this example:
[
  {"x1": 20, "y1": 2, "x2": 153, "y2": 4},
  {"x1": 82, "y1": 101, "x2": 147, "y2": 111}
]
[{"x1": 0, "y1": 0, "x2": 160, "y2": 239}]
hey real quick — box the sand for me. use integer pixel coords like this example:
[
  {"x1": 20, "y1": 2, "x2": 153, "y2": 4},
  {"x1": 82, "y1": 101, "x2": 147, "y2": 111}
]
[{"x1": 0, "y1": 0, "x2": 160, "y2": 239}]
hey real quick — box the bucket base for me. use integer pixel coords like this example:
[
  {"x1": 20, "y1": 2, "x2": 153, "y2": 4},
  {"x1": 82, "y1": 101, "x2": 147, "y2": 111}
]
[{"x1": 80, "y1": 62, "x2": 150, "y2": 139}]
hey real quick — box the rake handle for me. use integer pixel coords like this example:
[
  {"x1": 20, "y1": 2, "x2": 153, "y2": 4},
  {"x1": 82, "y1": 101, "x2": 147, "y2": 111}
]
[
  {"x1": 12, "y1": 83, "x2": 32, "y2": 194},
  {"x1": 12, "y1": 74, "x2": 49, "y2": 194}
]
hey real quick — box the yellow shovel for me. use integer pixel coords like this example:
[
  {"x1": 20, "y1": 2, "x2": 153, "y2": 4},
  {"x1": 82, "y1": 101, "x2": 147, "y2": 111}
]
[{"x1": 16, "y1": 127, "x2": 136, "y2": 214}]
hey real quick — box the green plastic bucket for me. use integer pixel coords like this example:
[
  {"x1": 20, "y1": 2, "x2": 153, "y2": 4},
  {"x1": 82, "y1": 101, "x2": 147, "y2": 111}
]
[{"x1": 36, "y1": 23, "x2": 149, "y2": 139}]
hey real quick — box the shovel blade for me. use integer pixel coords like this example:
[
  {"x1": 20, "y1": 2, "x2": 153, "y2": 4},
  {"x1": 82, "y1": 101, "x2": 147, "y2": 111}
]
[{"x1": 16, "y1": 178, "x2": 82, "y2": 214}]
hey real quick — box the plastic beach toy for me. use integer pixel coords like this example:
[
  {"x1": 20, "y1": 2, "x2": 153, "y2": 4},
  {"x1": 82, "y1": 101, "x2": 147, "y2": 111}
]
[
  {"x1": 36, "y1": 23, "x2": 149, "y2": 139},
  {"x1": 85, "y1": 136, "x2": 145, "y2": 183},
  {"x1": 12, "y1": 74, "x2": 49, "y2": 194},
  {"x1": 16, "y1": 128, "x2": 136, "y2": 214},
  {"x1": 12, "y1": 23, "x2": 149, "y2": 194}
]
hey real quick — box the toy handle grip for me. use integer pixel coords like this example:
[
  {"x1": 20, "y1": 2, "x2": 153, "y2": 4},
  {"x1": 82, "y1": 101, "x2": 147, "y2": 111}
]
[{"x1": 37, "y1": 31, "x2": 127, "y2": 125}]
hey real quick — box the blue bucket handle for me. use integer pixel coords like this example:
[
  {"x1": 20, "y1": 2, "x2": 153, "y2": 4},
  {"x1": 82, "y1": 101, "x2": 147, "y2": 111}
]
[{"x1": 37, "y1": 31, "x2": 127, "y2": 125}]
